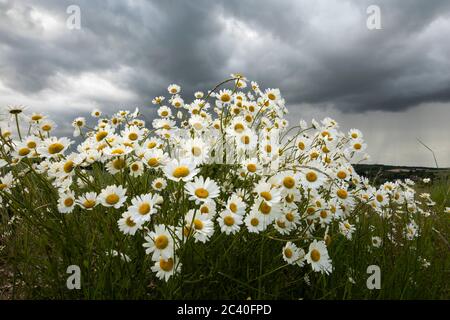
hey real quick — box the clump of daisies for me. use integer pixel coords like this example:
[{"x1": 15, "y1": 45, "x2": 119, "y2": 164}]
[{"x1": 0, "y1": 74, "x2": 437, "y2": 283}]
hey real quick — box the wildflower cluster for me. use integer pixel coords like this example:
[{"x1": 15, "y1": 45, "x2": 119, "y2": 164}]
[{"x1": 0, "y1": 75, "x2": 436, "y2": 283}]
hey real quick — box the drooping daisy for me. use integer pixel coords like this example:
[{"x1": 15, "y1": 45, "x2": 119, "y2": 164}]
[
  {"x1": 183, "y1": 138, "x2": 210, "y2": 164},
  {"x1": 127, "y1": 193, "x2": 159, "y2": 223},
  {"x1": 198, "y1": 200, "x2": 216, "y2": 219},
  {"x1": 339, "y1": 220, "x2": 356, "y2": 240},
  {"x1": 163, "y1": 158, "x2": 199, "y2": 182},
  {"x1": 306, "y1": 240, "x2": 332, "y2": 274},
  {"x1": 37, "y1": 137, "x2": 73, "y2": 158},
  {"x1": 371, "y1": 236, "x2": 382, "y2": 248},
  {"x1": 143, "y1": 224, "x2": 175, "y2": 261},
  {"x1": 218, "y1": 211, "x2": 243, "y2": 235},
  {"x1": 105, "y1": 156, "x2": 127, "y2": 175},
  {"x1": 250, "y1": 200, "x2": 281, "y2": 226},
  {"x1": 39, "y1": 120, "x2": 56, "y2": 133},
  {"x1": 254, "y1": 181, "x2": 281, "y2": 206},
  {"x1": 76, "y1": 192, "x2": 98, "y2": 210},
  {"x1": 0, "y1": 172, "x2": 14, "y2": 193},
  {"x1": 117, "y1": 211, "x2": 142, "y2": 235},
  {"x1": 129, "y1": 160, "x2": 145, "y2": 177},
  {"x1": 72, "y1": 117, "x2": 86, "y2": 137},
  {"x1": 282, "y1": 242, "x2": 302, "y2": 265},
  {"x1": 99, "y1": 185, "x2": 127, "y2": 209},
  {"x1": 225, "y1": 194, "x2": 246, "y2": 216},
  {"x1": 144, "y1": 148, "x2": 169, "y2": 169},
  {"x1": 151, "y1": 257, "x2": 181, "y2": 282},
  {"x1": 184, "y1": 176, "x2": 220, "y2": 203},
  {"x1": 184, "y1": 210, "x2": 214, "y2": 243}
]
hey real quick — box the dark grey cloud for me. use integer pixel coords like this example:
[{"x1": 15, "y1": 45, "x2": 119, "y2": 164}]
[{"x1": 1, "y1": 0, "x2": 450, "y2": 114}]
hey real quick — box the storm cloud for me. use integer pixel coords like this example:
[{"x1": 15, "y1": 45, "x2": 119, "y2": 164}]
[{"x1": 1, "y1": 0, "x2": 450, "y2": 166}]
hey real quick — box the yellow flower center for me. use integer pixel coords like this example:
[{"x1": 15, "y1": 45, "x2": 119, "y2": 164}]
[
  {"x1": 154, "y1": 182, "x2": 163, "y2": 189},
  {"x1": 18, "y1": 147, "x2": 30, "y2": 157},
  {"x1": 147, "y1": 158, "x2": 159, "y2": 167},
  {"x1": 311, "y1": 249, "x2": 321, "y2": 262},
  {"x1": 161, "y1": 111, "x2": 169, "y2": 117},
  {"x1": 128, "y1": 133, "x2": 138, "y2": 141},
  {"x1": 241, "y1": 135, "x2": 250, "y2": 144},
  {"x1": 305, "y1": 171, "x2": 318, "y2": 183},
  {"x1": 147, "y1": 142, "x2": 157, "y2": 149},
  {"x1": 221, "y1": 93, "x2": 231, "y2": 102},
  {"x1": 191, "y1": 147, "x2": 202, "y2": 157},
  {"x1": 284, "y1": 248, "x2": 293, "y2": 259},
  {"x1": 247, "y1": 163, "x2": 257, "y2": 173},
  {"x1": 131, "y1": 163, "x2": 139, "y2": 171},
  {"x1": 27, "y1": 141, "x2": 37, "y2": 149},
  {"x1": 48, "y1": 143, "x2": 64, "y2": 155},
  {"x1": 351, "y1": 133, "x2": 358, "y2": 139},
  {"x1": 320, "y1": 210, "x2": 328, "y2": 219},
  {"x1": 354, "y1": 143, "x2": 362, "y2": 150},
  {"x1": 105, "y1": 194, "x2": 120, "y2": 205},
  {"x1": 337, "y1": 171, "x2": 347, "y2": 179},
  {"x1": 376, "y1": 194, "x2": 384, "y2": 202},
  {"x1": 268, "y1": 93, "x2": 276, "y2": 100},
  {"x1": 138, "y1": 203, "x2": 151, "y2": 215},
  {"x1": 286, "y1": 212, "x2": 294, "y2": 222},
  {"x1": 229, "y1": 203, "x2": 238, "y2": 213},
  {"x1": 195, "y1": 188, "x2": 209, "y2": 199},
  {"x1": 64, "y1": 198, "x2": 74, "y2": 207},
  {"x1": 172, "y1": 166, "x2": 190, "y2": 178},
  {"x1": 126, "y1": 217, "x2": 136, "y2": 227},
  {"x1": 260, "y1": 191, "x2": 272, "y2": 201},
  {"x1": 283, "y1": 176, "x2": 295, "y2": 189},
  {"x1": 200, "y1": 206, "x2": 209, "y2": 214},
  {"x1": 337, "y1": 189, "x2": 348, "y2": 199},
  {"x1": 155, "y1": 235, "x2": 169, "y2": 250},
  {"x1": 194, "y1": 219, "x2": 203, "y2": 230},
  {"x1": 42, "y1": 124, "x2": 52, "y2": 131},
  {"x1": 32, "y1": 115, "x2": 43, "y2": 121},
  {"x1": 224, "y1": 215, "x2": 235, "y2": 226},
  {"x1": 83, "y1": 199, "x2": 96, "y2": 209},
  {"x1": 298, "y1": 141, "x2": 305, "y2": 150},
  {"x1": 276, "y1": 220, "x2": 286, "y2": 228},
  {"x1": 159, "y1": 258, "x2": 174, "y2": 272},
  {"x1": 111, "y1": 149, "x2": 124, "y2": 155},
  {"x1": 259, "y1": 201, "x2": 272, "y2": 215},
  {"x1": 250, "y1": 218, "x2": 259, "y2": 227},
  {"x1": 113, "y1": 158, "x2": 126, "y2": 170},
  {"x1": 234, "y1": 123, "x2": 245, "y2": 133},
  {"x1": 64, "y1": 161, "x2": 74, "y2": 173}
]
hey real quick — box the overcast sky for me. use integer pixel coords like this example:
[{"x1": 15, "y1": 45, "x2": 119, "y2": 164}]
[{"x1": 1, "y1": 0, "x2": 449, "y2": 167}]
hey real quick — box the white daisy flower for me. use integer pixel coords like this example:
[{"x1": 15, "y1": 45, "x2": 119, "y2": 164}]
[
  {"x1": 151, "y1": 257, "x2": 181, "y2": 282},
  {"x1": 127, "y1": 193, "x2": 159, "y2": 223},
  {"x1": 99, "y1": 185, "x2": 127, "y2": 209},
  {"x1": 184, "y1": 176, "x2": 220, "y2": 203},
  {"x1": 118, "y1": 211, "x2": 142, "y2": 235},
  {"x1": 306, "y1": 240, "x2": 332, "y2": 274},
  {"x1": 218, "y1": 211, "x2": 243, "y2": 235},
  {"x1": 76, "y1": 192, "x2": 98, "y2": 210},
  {"x1": 163, "y1": 158, "x2": 199, "y2": 182},
  {"x1": 143, "y1": 224, "x2": 175, "y2": 261},
  {"x1": 37, "y1": 137, "x2": 73, "y2": 158}
]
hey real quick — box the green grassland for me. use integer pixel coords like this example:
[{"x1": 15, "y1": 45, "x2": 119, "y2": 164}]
[{"x1": 1, "y1": 165, "x2": 449, "y2": 300}]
